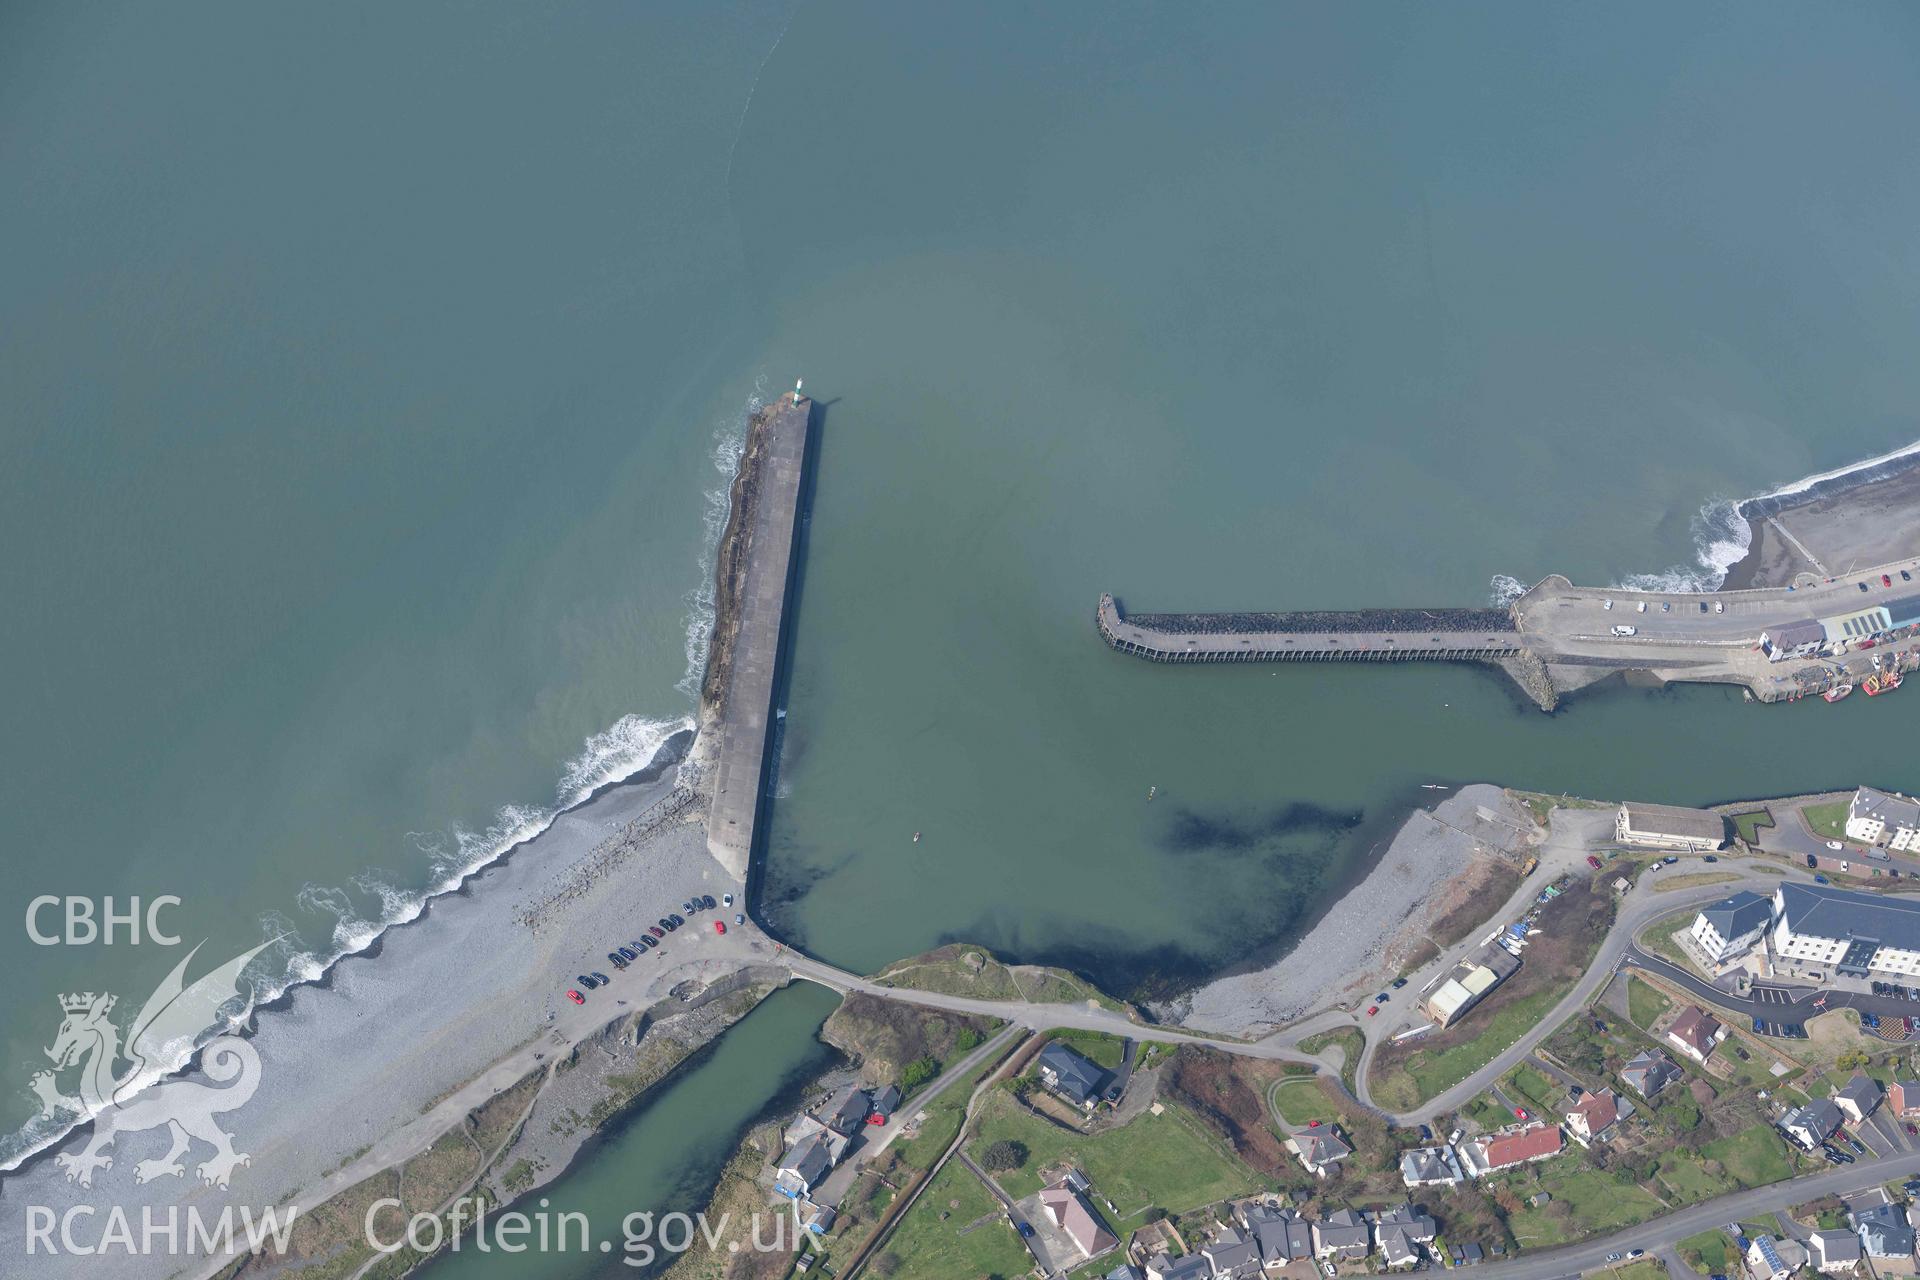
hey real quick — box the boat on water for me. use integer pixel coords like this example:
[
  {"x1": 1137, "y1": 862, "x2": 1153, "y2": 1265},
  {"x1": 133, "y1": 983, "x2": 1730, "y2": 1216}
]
[
  {"x1": 1823, "y1": 683, "x2": 1854, "y2": 703},
  {"x1": 1865, "y1": 672, "x2": 1903, "y2": 696}
]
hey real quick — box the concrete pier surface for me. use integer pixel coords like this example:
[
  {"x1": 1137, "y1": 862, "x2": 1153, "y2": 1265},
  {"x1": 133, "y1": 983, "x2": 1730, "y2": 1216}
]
[
  {"x1": 1103, "y1": 548, "x2": 1920, "y2": 708},
  {"x1": 704, "y1": 393, "x2": 812, "y2": 877}
]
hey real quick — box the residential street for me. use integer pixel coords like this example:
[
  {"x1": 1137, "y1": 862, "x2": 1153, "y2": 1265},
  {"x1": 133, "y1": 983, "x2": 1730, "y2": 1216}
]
[
  {"x1": 1354, "y1": 859, "x2": 1824, "y2": 1124},
  {"x1": 1468, "y1": 1149, "x2": 1920, "y2": 1279}
]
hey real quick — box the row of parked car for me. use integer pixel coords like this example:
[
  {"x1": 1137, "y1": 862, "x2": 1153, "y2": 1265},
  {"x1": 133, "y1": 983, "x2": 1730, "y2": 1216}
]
[{"x1": 563, "y1": 891, "x2": 744, "y2": 1005}]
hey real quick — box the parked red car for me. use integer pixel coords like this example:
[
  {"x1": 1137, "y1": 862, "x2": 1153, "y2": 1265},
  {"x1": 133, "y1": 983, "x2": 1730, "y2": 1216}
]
[
  {"x1": 714, "y1": 921, "x2": 727, "y2": 935},
  {"x1": 1514, "y1": 1106, "x2": 1529, "y2": 1119},
  {"x1": 566, "y1": 989, "x2": 585, "y2": 1005},
  {"x1": 1586, "y1": 855, "x2": 1604, "y2": 870},
  {"x1": 1885, "y1": 574, "x2": 1894, "y2": 587},
  {"x1": 1366, "y1": 1005, "x2": 1378, "y2": 1016}
]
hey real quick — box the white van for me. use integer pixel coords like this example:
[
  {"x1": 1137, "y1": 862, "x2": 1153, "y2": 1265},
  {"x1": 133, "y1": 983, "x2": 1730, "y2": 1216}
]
[{"x1": 1611, "y1": 625, "x2": 1637, "y2": 636}]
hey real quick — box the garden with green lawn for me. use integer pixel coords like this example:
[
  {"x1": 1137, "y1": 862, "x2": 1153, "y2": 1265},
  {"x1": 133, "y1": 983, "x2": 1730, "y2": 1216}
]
[
  {"x1": 1370, "y1": 985, "x2": 1568, "y2": 1110},
  {"x1": 1270, "y1": 1077, "x2": 1339, "y2": 1127},
  {"x1": 1501, "y1": 1061, "x2": 1562, "y2": 1114},
  {"x1": 886, "y1": 1158, "x2": 1034, "y2": 1280},
  {"x1": 1679, "y1": 1227, "x2": 1732, "y2": 1273},
  {"x1": 1802, "y1": 801, "x2": 1850, "y2": 842},
  {"x1": 895, "y1": 1053, "x2": 1008, "y2": 1171},
  {"x1": 1730, "y1": 810, "x2": 1774, "y2": 845},
  {"x1": 966, "y1": 1087, "x2": 1263, "y2": 1214},
  {"x1": 1699, "y1": 1123, "x2": 1796, "y2": 1186},
  {"x1": 1502, "y1": 1163, "x2": 1667, "y2": 1247},
  {"x1": 1043, "y1": 1029, "x2": 1127, "y2": 1072},
  {"x1": 1626, "y1": 976, "x2": 1671, "y2": 1030}
]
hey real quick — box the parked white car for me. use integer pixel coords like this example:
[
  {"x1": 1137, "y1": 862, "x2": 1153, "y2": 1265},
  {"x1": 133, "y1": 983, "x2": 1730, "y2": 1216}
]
[{"x1": 1611, "y1": 625, "x2": 1637, "y2": 636}]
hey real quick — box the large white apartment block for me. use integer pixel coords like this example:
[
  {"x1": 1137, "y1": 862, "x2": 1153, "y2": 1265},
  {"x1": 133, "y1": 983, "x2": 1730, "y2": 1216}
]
[
  {"x1": 1690, "y1": 890, "x2": 1772, "y2": 965},
  {"x1": 1771, "y1": 883, "x2": 1920, "y2": 979},
  {"x1": 1846, "y1": 787, "x2": 1920, "y2": 851}
]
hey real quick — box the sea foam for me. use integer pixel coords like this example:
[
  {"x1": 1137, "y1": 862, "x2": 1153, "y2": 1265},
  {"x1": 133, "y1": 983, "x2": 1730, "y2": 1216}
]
[
  {"x1": 0, "y1": 385, "x2": 767, "y2": 1174},
  {"x1": 1489, "y1": 437, "x2": 1920, "y2": 604}
]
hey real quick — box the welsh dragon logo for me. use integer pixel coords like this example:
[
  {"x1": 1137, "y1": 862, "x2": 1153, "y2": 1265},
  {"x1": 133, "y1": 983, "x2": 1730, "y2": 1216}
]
[{"x1": 33, "y1": 941, "x2": 272, "y2": 1189}]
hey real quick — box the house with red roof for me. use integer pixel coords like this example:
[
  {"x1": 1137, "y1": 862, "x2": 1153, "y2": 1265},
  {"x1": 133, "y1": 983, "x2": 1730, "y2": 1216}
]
[
  {"x1": 1564, "y1": 1088, "x2": 1632, "y2": 1147},
  {"x1": 1460, "y1": 1122, "x2": 1563, "y2": 1178},
  {"x1": 1665, "y1": 1006, "x2": 1724, "y2": 1064}
]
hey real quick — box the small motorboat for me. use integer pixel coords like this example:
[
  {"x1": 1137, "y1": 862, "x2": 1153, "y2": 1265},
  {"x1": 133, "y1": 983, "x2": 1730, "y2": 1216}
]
[{"x1": 1824, "y1": 684, "x2": 1854, "y2": 703}]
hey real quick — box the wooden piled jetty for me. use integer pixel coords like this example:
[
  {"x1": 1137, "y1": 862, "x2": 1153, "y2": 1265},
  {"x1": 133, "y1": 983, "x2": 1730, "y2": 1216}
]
[
  {"x1": 1096, "y1": 594, "x2": 1557, "y2": 709},
  {"x1": 1096, "y1": 593, "x2": 1522, "y2": 662}
]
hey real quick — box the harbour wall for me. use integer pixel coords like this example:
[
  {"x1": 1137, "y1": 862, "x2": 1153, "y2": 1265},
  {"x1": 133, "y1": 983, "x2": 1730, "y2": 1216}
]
[{"x1": 704, "y1": 393, "x2": 813, "y2": 878}]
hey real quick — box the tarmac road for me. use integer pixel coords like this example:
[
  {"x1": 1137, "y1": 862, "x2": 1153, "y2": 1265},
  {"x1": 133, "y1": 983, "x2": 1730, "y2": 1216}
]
[
  {"x1": 1625, "y1": 943, "x2": 1920, "y2": 1031},
  {"x1": 1468, "y1": 1150, "x2": 1920, "y2": 1279},
  {"x1": 1353, "y1": 858, "x2": 1821, "y2": 1124}
]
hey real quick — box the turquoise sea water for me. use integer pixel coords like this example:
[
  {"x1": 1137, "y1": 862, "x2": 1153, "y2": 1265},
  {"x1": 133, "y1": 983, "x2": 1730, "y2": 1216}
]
[{"x1": 9, "y1": 0, "x2": 1920, "y2": 1174}]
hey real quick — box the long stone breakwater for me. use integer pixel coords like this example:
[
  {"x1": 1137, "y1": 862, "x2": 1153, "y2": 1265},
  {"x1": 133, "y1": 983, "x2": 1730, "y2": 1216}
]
[{"x1": 703, "y1": 392, "x2": 813, "y2": 878}]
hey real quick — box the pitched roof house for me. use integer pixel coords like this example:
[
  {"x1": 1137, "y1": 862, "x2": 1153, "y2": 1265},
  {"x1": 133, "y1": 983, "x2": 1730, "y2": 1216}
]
[
  {"x1": 775, "y1": 1130, "x2": 835, "y2": 1198},
  {"x1": 1665, "y1": 1006, "x2": 1724, "y2": 1063},
  {"x1": 1373, "y1": 1203, "x2": 1437, "y2": 1269},
  {"x1": 1747, "y1": 1235, "x2": 1807, "y2": 1280},
  {"x1": 866, "y1": 1084, "x2": 901, "y2": 1124},
  {"x1": 1244, "y1": 1205, "x2": 1320, "y2": 1266},
  {"x1": 820, "y1": 1084, "x2": 872, "y2": 1137},
  {"x1": 1038, "y1": 1180, "x2": 1119, "y2": 1262},
  {"x1": 1892, "y1": 1079, "x2": 1920, "y2": 1118},
  {"x1": 1461, "y1": 1123, "x2": 1562, "y2": 1177},
  {"x1": 1565, "y1": 1088, "x2": 1632, "y2": 1147},
  {"x1": 1312, "y1": 1208, "x2": 1371, "y2": 1261},
  {"x1": 1855, "y1": 1202, "x2": 1918, "y2": 1259},
  {"x1": 1811, "y1": 1228, "x2": 1862, "y2": 1273},
  {"x1": 1241, "y1": 1203, "x2": 1313, "y2": 1266},
  {"x1": 1783, "y1": 1098, "x2": 1845, "y2": 1150},
  {"x1": 1144, "y1": 1253, "x2": 1213, "y2": 1280},
  {"x1": 1288, "y1": 1128, "x2": 1354, "y2": 1178},
  {"x1": 1400, "y1": 1146, "x2": 1465, "y2": 1187},
  {"x1": 1835, "y1": 1074, "x2": 1883, "y2": 1124},
  {"x1": 1036, "y1": 1042, "x2": 1110, "y2": 1110},
  {"x1": 1199, "y1": 1225, "x2": 1262, "y2": 1279},
  {"x1": 1621, "y1": 1049, "x2": 1682, "y2": 1098}
]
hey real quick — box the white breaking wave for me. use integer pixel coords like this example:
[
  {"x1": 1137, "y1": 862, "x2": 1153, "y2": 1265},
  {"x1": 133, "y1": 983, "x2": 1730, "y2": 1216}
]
[
  {"x1": 1488, "y1": 575, "x2": 1528, "y2": 606},
  {"x1": 678, "y1": 386, "x2": 758, "y2": 702},
  {"x1": 1488, "y1": 437, "x2": 1920, "y2": 604},
  {"x1": 1612, "y1": 496, "x2": 1752, "y2": 594},
  {"x1": 1754, "y1": 436, "x2": 1920, "y2": 503},
  {"x1": 0, "y1": 712, "x2": 691, "y2": 1173},
  {"x1": 2, "y1": 381, "x2": 772, "y2": 1174}
]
